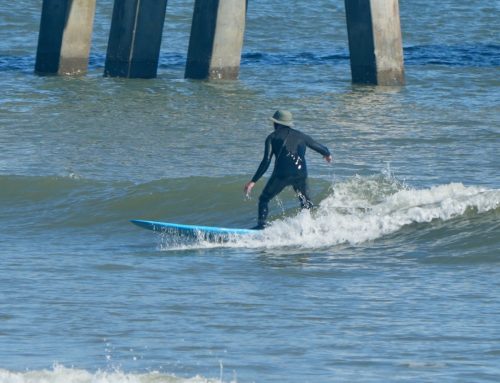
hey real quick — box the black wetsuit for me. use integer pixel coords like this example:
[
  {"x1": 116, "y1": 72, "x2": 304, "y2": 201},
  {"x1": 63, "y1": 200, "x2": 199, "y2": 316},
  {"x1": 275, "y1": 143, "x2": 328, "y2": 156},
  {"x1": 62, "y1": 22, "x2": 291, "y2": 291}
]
[{"x1": 251, "y1": 125, "x2": 331, "y2": 227}]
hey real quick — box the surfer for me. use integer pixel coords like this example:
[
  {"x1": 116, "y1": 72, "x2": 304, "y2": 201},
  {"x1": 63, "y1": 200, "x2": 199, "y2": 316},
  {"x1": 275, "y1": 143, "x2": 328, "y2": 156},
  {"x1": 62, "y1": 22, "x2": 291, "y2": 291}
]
[{"x1": 244, "y1": 110, "x2": 332, "y2": 230}]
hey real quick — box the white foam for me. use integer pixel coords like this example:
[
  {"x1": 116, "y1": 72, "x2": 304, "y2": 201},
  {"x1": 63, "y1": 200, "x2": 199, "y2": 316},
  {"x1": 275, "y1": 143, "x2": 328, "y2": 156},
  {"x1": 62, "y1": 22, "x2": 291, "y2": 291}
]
[
  {"x1": 230, "y1": 179, "x2": 500, "y2": 250},
  {"x1": 156, "y1": 175, "x2": 499, "y2": 251},
  {"x1": 0, "y1": 364, "x2": 233, "y2": 383}
]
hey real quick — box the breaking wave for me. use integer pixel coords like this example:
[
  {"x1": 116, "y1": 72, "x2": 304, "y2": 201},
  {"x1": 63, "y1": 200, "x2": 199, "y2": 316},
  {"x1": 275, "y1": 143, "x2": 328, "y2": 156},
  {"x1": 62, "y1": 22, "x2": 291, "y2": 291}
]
[
  {"x1": 160, "y1": 176, "x2": 500, "y2": 251},
  {"x1": 0, "y1": 364, "x2": 234, "y2": 383},
  {"x1": 1, "y1": 173, "x2": 498, "y2": 252}
]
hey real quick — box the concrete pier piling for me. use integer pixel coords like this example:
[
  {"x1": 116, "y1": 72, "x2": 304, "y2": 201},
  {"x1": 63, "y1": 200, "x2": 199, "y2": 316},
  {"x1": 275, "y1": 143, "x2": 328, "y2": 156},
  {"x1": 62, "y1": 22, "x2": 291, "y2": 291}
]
[
  {"x1": 185, "y1": 0, "x2": 246, "y2": 80},
  {"x1": 345, "y1": 0, "x2": 405, "y2": 85},
  {"x1": 35, "y1": 0, "x2": 96, "y2": 75},
  {"x1": 34, "y1": 0, "x2": 406, "y2": 84},
  {"x1": 104, "y1": 0, "x2": 168, "y2": 78}
]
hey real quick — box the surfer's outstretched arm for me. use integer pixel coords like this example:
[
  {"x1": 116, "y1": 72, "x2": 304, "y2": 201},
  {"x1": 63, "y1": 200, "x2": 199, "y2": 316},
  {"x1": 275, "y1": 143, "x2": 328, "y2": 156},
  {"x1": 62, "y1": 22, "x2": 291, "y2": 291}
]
[
  {"x1": 304, "y1": 134, "x2": 332, "y2": 163},
  {"x1": 245, "y1": 134, "x2": 273, "y2": 195}
]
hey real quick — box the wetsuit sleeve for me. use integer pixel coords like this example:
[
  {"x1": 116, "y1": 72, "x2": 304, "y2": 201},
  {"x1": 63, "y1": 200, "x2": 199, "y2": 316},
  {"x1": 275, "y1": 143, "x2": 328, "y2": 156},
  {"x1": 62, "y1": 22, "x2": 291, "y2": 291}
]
[
  {"x1": 304, "y1": 134, "x2": 331, "y2": 157},
  {"x1": 251, "y1": 134, "x2": 273, "y2": 183}
]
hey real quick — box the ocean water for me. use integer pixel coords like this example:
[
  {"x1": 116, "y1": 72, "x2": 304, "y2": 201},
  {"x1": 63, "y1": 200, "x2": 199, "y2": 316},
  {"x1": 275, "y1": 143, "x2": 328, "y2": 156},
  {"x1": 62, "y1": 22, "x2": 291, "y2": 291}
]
[{"x1": 0, "y1": 1, "x2": 499, "y2": 382}]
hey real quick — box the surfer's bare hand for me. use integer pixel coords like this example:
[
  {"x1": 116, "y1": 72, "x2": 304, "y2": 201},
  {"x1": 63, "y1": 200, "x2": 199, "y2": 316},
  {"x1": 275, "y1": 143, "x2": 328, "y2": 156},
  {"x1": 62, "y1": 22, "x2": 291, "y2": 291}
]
[
  {"x1": 244, "y1": 181, "x2": 255, "y2": 196},
  {"x1": 324, "y1": 155, "x2": 333, "y2": 163}
]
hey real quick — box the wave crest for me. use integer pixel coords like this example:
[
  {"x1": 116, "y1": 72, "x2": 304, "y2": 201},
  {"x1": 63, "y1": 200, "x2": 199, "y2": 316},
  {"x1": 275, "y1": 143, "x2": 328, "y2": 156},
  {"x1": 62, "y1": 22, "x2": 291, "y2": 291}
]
[
  {"x1": 227, "y1": 179, "x2": 500, "y2": 249},
  {"x1": 0, "y1": 364, "x2": 233, "y2": 383}
]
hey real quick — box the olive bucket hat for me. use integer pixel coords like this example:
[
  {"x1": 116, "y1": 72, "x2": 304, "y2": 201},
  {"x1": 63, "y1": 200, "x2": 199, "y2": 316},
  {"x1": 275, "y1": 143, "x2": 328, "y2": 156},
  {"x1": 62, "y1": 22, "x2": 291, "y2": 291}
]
[{"x1": 270, "y1": 110, "x2": 294, "y2": 127}]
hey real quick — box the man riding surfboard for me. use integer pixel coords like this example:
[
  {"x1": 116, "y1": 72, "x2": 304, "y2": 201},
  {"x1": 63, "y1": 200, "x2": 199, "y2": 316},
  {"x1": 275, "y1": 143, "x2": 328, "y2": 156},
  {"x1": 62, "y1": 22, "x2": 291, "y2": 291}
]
[{"x1": 244, "y1": 110, "x2": 332, "y2": 230}]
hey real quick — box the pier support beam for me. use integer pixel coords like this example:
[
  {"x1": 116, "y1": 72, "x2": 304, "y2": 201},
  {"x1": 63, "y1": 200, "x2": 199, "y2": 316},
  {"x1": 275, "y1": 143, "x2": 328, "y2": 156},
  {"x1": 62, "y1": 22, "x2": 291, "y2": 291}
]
[
  {"x1": 185, "y1": 0, "x2": 246, "y2": 80},
  {"x1": 345, "y1": 0, "x2": 404, "y2": 85},
  {"x1": 104, "y1": 0, "x2": 168, "y2": 78},
  {"x1": 35, "y1": 0, "x2": 96, "y2": 75}
]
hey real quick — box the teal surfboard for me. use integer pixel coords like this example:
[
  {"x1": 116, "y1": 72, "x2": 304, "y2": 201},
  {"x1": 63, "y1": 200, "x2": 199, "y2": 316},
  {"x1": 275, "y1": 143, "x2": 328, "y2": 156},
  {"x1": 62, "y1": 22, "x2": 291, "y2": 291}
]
[{"x1": 130, "y1": 219, "x2": 256, "y2": 241}]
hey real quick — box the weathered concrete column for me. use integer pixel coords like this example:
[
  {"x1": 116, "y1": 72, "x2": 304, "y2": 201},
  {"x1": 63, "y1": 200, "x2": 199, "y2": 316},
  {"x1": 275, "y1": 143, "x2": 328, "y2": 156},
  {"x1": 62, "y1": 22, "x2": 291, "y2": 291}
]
[
  {"x1": 35, "y1": 0, "x2": 96, "y2": 75},
  {"x1": 185, "y1": 0, "x2": 246, "y2": 80},
  {"x1": 345, "y1": 0, "x2": 404, "y2": 85},
  {"x1": 104, "y1": 0, "x2": 168, "y2": 78}
]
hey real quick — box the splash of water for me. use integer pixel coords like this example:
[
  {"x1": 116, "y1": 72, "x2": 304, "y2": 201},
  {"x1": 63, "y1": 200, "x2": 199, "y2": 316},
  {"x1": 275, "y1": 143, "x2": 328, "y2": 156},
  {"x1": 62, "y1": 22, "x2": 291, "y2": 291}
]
[
  {"x1": 159, "y1": 174, "x2": 499, "y2": 251},
  {"x1": 238, "y1": 179, "x2": 499, "y2": 249},
  {"x1": 0, "y1": 364, "x2": 234, "y2": 383}
]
